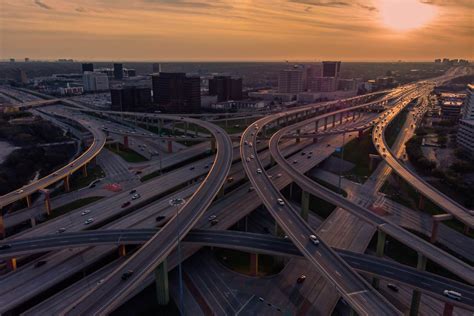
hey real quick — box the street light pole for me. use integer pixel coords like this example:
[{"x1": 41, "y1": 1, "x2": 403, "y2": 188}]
[
  {"x1": 338, "y1": 132, "x2": 345, "y2": 194},
  {"x1": 169, "y1": 198, "x2": 185, "y2": 315}
]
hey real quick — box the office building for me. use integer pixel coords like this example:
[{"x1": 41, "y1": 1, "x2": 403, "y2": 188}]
[
  {"x1": 152, "y1": 72, "x2": 201, "y2": 113},
  {"x1": 82, "y1": 63, "x2": 94, "y2": 73},
  {"x1": 110, "y1": 86, "x2": 151, "y2": 111},
  {"x1": 15, "y1": 69, "x2": 28, "y2": 84},
  {"x1": 9, "y1": 58, "x2": 15, "y2": 62},
  {"x1": 114, "y1": 63, "x2": 123, "y2": 80},
  {"x1": 126, "y1": 69, "x2": 136, "y2": 77},
  {"x1": 462, "y1": 84, "x2": 474, "y2": 120},
  {"x1": 337, "y1": 78, "x2": 357, "y2": 91},
  {"x1": 278, "y1": 69, "x2": 303, "y2": 94},
  {"x1": 83, "y1": 71, "x2": 109, "y2": 92},
  {"x1": 208, "y1": 76, "x2": 243, "y2": 102},
  {"x1": 308, "y1": 77, "x2": 337, "y2": 92},
  {"x1": 322, "y1": 61, "x2": 341, "y2": 78},
  {"x1": 152, "y1": 63, "x2": 161, "y2": 73}
]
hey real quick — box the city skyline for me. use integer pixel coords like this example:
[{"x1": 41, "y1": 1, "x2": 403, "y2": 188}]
[{"x1": 1, "y1": 0, "x2": 473, "y2": 61}]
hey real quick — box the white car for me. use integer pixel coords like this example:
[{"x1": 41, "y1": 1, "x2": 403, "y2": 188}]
[
  {"x1": 276, "y1": 173, "x2": 282, "y2": 178},
  {"x1": 84, "y1": 218, "x2": 94, "y2": 225},
  {"x1": 132, "y1": 193, "x2": 141, "y2": 200},
  {"x1": 256, "y1": 168, "x2": 262, "y2": 174},
  {"x1": 81, "y1": 209, "x2": 91, "y2": 216},
  {"x1": 208, "y1": 215, "x2": 217, "y2": 221},
  {"x1": 250, "y1": 155, "x2": 255, "y2": 159},
  {"x1": 16, "y1": 189, "x2": 24, "y2": 194},
  {"x1": 246, "y1": 158, "x2": 251, "y2": 162},
  {"x1": 443, "y1": 290, "x2": 462, "y2": 301},
  {"x1": 277, "y1": 198, "x2": 285, "y2": 206},
  {"x1": 309, "y1": 235, "x2": 320, "y2": 245}
]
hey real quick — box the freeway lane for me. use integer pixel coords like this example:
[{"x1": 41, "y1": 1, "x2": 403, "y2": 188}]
[
  {"x1": 0, "y1": 229, "x2": 472, "y2": 311},
  {"x1": 373, "y1": 90, "x2": 474, "y2": 228},
  {"x1": 268, "y1": 86, "x2": 474, "y2": 285},
  {"x1": 61, "y1": 118, "x2": 233, "y2": 315},
  {"x1": 0, "y1": 110, "x2": 106, "y2": 209},
  {"x1": 241, "y1": 104, "x2": 403, "y2": 315}
]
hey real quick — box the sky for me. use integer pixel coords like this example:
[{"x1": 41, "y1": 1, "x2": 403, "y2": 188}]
[{"x1": 0, "y1": 0, "x2": 472, "y2": 61}]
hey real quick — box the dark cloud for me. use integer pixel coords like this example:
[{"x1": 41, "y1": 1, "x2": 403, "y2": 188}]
[
  {"x1": 289, "y1": 0, "x2": 350, "y2": 7},
  {"x1": 34, "y1": 0, "x2": 52, "y2": 10},
  {"x1": 75, "y1": 7, "x2": 87, "y2": 13},
  {"x1": 357, "y1": 3, "x2": 377, "y2": 11}
]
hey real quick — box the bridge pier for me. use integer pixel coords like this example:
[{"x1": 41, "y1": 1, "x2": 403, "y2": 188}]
[
  {"x1": 0, "y1": 214, "x2": 5, "y2": 239},
  {"x1": 155, "y1": 260, "x2": 170, "y2": 305},
  {"x1": 64, "y1": 175, "x2": 71, "y2": 192},
  {"x1": 332, "y1": 115, "x2": 336, "y2": 128},
  {"x1": 167, "y1": 140, "x2": 173, "y2": 153},
  {"x1": 368, "y1": 154, "x2": 380, "y2": 172},
  {"x1": 418, "y1": 194, "x2": 424, "y2": 210},
  {"x1": 123, "y1": 135, "x2": 129, "y2": 149},
  {"x1": 30, "y1": 216, "x2": 36, "y2": 227},
  {"x1": 409, "y1": 253, "x2": 427, "y2": 316},
  {"x1": 211, "y1": 138, "x2": 217, "y2": 153},
  {"x1": 118, "y1": 244, "x2": 127, "y2": 257},
  {"x1": 315, "y1": 120, "x2": 319, "y2": 132},
  {"x1": 431, "y1": 214, "x2": 453, "y2": 243},
  {"x1": 372, "y1": 229, "x2": 386, "y2": 289},
  {"x1": 339, "y1": 112, "x2": 343, "y2": 124},
  {"x1": 250, "y1": 253, "x2": 259, "y2": 276},
  {"x1": 218, "y1": 186, "x2": 225, "y2": 198},
  {"x1": 301, "y1": 191, "x2": 310, "y2": 221},
  {"x1": 358, "y1": 130, "x2": 363, "y2": 139},
  {"x1": 352, "y1": 111, "x2": 356, "y2": 120},
  {"x1": 82, "y1": 164, "x2": 88, "y2": 177},
  {"x1": 324, "y1": 117, "x2": 328, "y2": 131},
  {"x1": 7, "y1": 258, "x2": 17, "y2": 271},
  {"x1": 443, "y1": 302, "x2": 454, "y2": 316},
  {"x1": 296, "y1": 129, "x2": 301, "y2": 143},
  {"x1": 26, "y1": 195, "x2": 32, "y2": 208}
]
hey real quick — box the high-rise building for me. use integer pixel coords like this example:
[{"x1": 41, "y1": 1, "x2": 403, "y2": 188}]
[
  {"x1": 462, "y1": 84, "x2": 474, "y2": 120},
  {"x1": 113, "y1": 63, "x2": 123, "y2": 80},
  {"x1": 24, "y1": 58, "x2": 29, "y2": 62},
  {"x1": 83, "y1": 72, "x2": 109, "y2": 92},
  {"x1": 209, "y1": 76, "x2": 243, "y2": 102},
  {"x1": 152, "y1": 63, "x2": 161, "y2": 73},
  {"x1": 152, "y1": 72, "x2": 201, "y2": 113},
  {"x1": 82, "y1": 63, "x2": 94, "y2": 73},
  {"x1": 457, "y1": 84, "x2": 474, "y2": 156},
  {"x1": 308, "y1": 77, "x2": 337, "y2": 92},
  {"x1": 110, "y1": 86, "x2": 151, "y2": 111},
  {"x1": 14, "y1": 69, "x2": 28, "y2": 84},
  {"x1": 126, "y1": 69, "x2": 136, "y2": 77},
  {"x1": 9, "y1": 58, "x2": 15, "y2": 62},
  {"x1": 322, "y1": 61, "x2": 341, "y2": 78},
  {"x1": 278, "y1": 69, "x2": 303, "y2": 94}
]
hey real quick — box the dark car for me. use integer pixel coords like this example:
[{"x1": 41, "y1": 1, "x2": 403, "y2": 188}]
[
  {"x1": 121, "y1": 201, "x2": 131, "y2": 208},
  {"x1": 130, "y1": 189, "x2": 137, "y2": 194},
  {"x1": 297, "y1": 275, "x2": 306, "y2": 283},
  {"x1": 34, "y1": 260, "x2": 47, "y2": 268},
  {"x1": 210, "y1": 219, "x2": 219, "y2": 226},
  {"x1": 155, "y1": 215, "x2": 166, "y2": 222},
  {"x1": 0, "y1": 244, "x2": 12, "y2": 250},
  {"x1": 121, "y1": 270, "x2": 134, "y2": 280}
]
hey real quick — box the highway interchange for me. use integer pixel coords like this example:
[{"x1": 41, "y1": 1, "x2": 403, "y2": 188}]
[{"x1": 0, "y1": 70, "x2": 473, "y2": 315}]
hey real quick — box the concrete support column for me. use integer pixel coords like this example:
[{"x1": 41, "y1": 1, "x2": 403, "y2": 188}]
[
  {"x1": 250, "y1": 253, "x2": 259, "y2": 277},
  {"x1": 430, "y1": 220, "x2": 440, "y2": 243},
  {"x1": 123, "y1": 135, "x2": 129, "y2": 149},
  {"x1": 194, "y1": 124, "x2": 198, "y2": 137},
  {"x1": 167, "y1": 140, "x2": 173, "y2": 153},
  {"x1": 155, "y1": 260, "x2": 170, "y2": 305},
  {"x1": 464, "y1": 225, "x2": 470, "y2": 236},
  {"x1": 64, "y1": 175, "x2": 71, "y2": 192},
  {"x1": 301, "y1": 191, "x2": 310, "y2": 222},
  {"x1": 0, "y1": 214, "x2": 5, "y2": 239},
  {"x1": 118, "y1": 244, "x2": 127, "y2": 257},
  {"x1": 418, "y1": 194, "x2": 424, "y2": 210},
  {"x1": 353, "y1": 111, "x2": 356, "y2": 120},
  {"x1": 184, "y1": 122, "x2": 188, "y2": 135},
  {"x1": 332, "y1": 115, "x2": 336, "y2": 127},
  {"x1": 296, "y1": 129, "x2": 301, "y2": 143},
  {"x1": 409, "y1": 253, "x2": 427, "y2": 316},
  {"x1": 211, "y1": 138, "x2": 217, "y2": 153},
  {"x1": 30, "y1": 217, "x2": 36, "y2": 227},
  {"x1": 339, "y1": 112, "x2": 343, "y2": 124},
  {"x1": 218, "y1": 186, "x2": 225, "y2": 198},
  {"x1": 82, "y1": 164, "x2": 88, "y2": 177},
  {"x1": 313, "y1": 136, "x2": 318, "y2": 144},
  {"x1": 7, "y1": 258, "x2": 17, "y2": 271},
  {"x1": 372, "y1": 229, "x2": 386, "y2": 289},
  {"x1": 26, "y1": 195, "x2": 32, "y2": 208},
  {"x1": 324, "y1": 117, "x2": 328, "y2": 131},
  {"x1": 315, "y1": 120, "x2": 319, "y2": 132},
  {"x1": 443, "y1": 302, "x2": 454, "y2": 316}
]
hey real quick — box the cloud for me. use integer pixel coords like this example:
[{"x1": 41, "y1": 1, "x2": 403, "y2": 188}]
[
  {"x1": 289, "y1": 0, "x2": 350, "y2": 7},
  {"x1": 357, "y1": 3, "x2": 377, "y2": 11},
  {"x1": 34, "y1": 0, "x2": 52, "y2": 10}
]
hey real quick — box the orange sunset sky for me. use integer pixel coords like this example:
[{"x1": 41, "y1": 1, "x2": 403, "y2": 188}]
[{"x1": 0, "y1": 0, "x2": 472, "y2": 61}]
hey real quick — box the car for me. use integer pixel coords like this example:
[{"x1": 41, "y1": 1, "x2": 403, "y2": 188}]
[
  {"x1": 135, "y1": 170, "x2": 142, "y2": 175},
  {"x1": 443, "y1": 290, "x2": 462, "y2": 301},
  {"x1": 268, "y1": 175, "x2": 272, "y2": 179},
  {"x1": 81, "y1": 209, "x2": 91, "y2": 216},
  {"x1": 16, "y1": 189, "x2": 24, "y2": 194},
  {"x1": 387, "y1": 283, "x2": 399, "y2": 292},
  {"x1": 326, "y1": 144, "x2": 331, "y2": 147},
  {"x1": 308, "y1": 151, "x2": 312, "y2": 155},
  {"x1": 244, "y1": 140, "x2": 248, "y2": 145},
  {"x1": 283, "y1": 235, "x2": 289, "y2": 240},
  {"x1": 246, "y1": 158, "x2": 251, "y2": 162},
  {"x1": 248, "y1": 143, "x2": 253, "y2": 147},
  {"x1": 97, "y1": 279, "x2": 105, "y2": 285},
  {"x1": 277, "y1": 198, "x2": 285, "y2": 206},
  {"x1": 130, "y1": 189, "x2": 137, "y2": 194},
  {"x1": 189, "y1": 167, "x2": 195, "y2": 171},
  {"x1": 277, "y1": 173, "x2": 282, "y2": 178},
  {"x1": 122, "y1": 201, "x2": 131, "y2": 208},
  {"x1": 309, "y1": 235, "x2": 320, "y2": 245},
  {"x1": 155, "y1": 215, "x2": 166, "y2": 222},
  {"x1": 307, "y1": 155, "x2": 312, "y2": 159},
  {"x1": 250, "y1": 155, "x2": 255, "y2": 159},
  {"x1": 84, "y1": 218, "x2": 94, "y2": 225},
  {"x1": 34, "y1": 260, "x2": 47, "y2": 268},
  {"x1": 292, "y1": 160, "x2": 298, "y2": 164},
  {"x1": 258, "y1": 297, "x2": 264, "y2": 302},
  {"x1": 52, "y1": 172, "x2": 58, "y2": 176},
  {"x1": 204, "y1": 164, "x2": 209, "y2": 169},
  {"x1": 210, "y1": 219, "x2": 219, "y2": 226},
  {"x1": 0, "y1": 244, "x2": 12, "y2": 250},
  {"x1": 248, "y1": 186, "x2": 254, "y2": 192},
  {"x1": 208, "y1": 215, "x2": 217, "y2": 221},
  {"x1": 57, "y1": 228, "x2": 66, "y2": 234},
  {"x1": 297, "y1": 275, "x2": 307, "y2": 283},
  {"x1": 132, "y1": 193, "x2": 141, "y2": 200},
  {"x1": 256, "y1": 169, "x2": 262, "y2": 174},
  {"x1": 301, "y1": 152, "x2": 306, "y2": 156},
  {"x1": 227, "y1": 177, "x2": 234, "y2": 183},
  {"x1": 121, "y1": 270, "x2": 134, "y2": 280}
]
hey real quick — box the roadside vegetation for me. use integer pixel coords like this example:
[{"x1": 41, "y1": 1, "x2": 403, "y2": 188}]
[
  {"x1": 108, "y1": 143, "x2": 148, "y2": 163},
  {"x1": 49, "y1": 196, "x2": 104, "y2": 219}
]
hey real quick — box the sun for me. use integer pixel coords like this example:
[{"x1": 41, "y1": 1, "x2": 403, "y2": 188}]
[{"x1": 378, "y1": 0, "x2": 438, "y2": 32}]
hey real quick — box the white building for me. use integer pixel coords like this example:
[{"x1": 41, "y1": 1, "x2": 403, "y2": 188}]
[
  {"x1": 462, "y1": 84, "x2": 474, "y2": 120},
  {"x1": 83, "y1": 71, "x2": 110, "y2": 92},
  {"x1": 278, "y1": 69, "x2": 303, "y2": 94}
]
